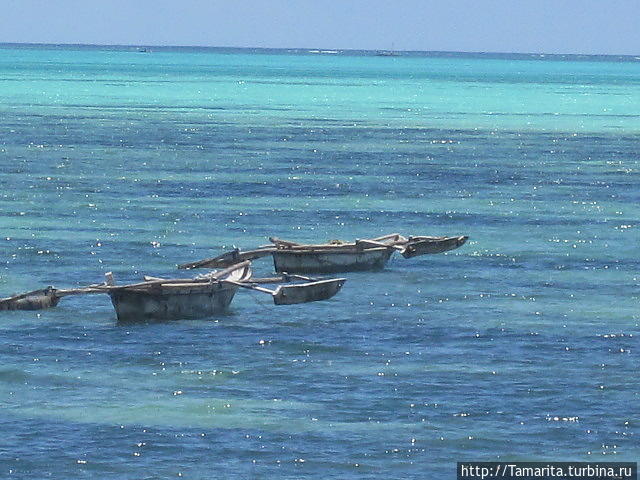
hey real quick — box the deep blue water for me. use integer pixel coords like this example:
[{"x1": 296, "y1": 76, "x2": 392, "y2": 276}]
[{"x1": 0, "y1": 45, "x2": 638, "y2": 479}]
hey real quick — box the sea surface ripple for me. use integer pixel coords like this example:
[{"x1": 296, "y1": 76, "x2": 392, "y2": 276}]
[{"x1": 0, "y1": 45, "x2": 638, "y2": 479}]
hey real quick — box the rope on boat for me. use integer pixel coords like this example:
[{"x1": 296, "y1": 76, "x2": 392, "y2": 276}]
[{"x1": 245, "y1": 286, "x2": 271, "y2": 310}]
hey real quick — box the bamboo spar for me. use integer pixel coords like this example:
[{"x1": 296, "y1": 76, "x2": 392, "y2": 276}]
[
  {"x1": 355, "y1": 238, "x2": 405, "y2": 251},
  {"x1": 178, "y1": 248, "x2": 275, "y2": 269}
]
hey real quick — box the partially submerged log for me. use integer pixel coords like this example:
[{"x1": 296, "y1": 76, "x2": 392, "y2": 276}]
[
  {"x1": 0, "y1": 287, "x2": 60, "y2": 311},
  {"x1": 401, "y1": 235, "x2": 468, "y2": 258}
]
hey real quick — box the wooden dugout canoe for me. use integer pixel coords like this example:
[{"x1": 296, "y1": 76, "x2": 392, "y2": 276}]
[
  {"x1": 109, "y1": 281, "x2": 241, "y2": 322},
  {"x1": 401, "y1": 235, "x2": 468, "y2": 258},
  {"x1": 178, "y1": 234, "x2": 404, "y2": 273},
  {"x1": 179, "y1": 233, "x2": 469, "y2": 274},
  {"x1": 228, "y1": 275, "x2": 346, "y2": 306},
  {"x1": 270, "y1": 234, "x2": 468, "y2": 272},
  {"x1": 272, "y1": 245, "x2": 394, "y2": 274}
]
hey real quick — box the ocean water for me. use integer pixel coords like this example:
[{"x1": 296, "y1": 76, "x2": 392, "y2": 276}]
[{"x1": 0, "y1": 45, "x2": 639, "y2": 478}]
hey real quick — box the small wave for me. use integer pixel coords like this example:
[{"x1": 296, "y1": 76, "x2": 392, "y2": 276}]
[{"x1": 0, "y1": 368, "x2": 30, "y2": 384}]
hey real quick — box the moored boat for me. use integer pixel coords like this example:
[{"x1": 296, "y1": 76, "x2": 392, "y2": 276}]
[
  {"x1": 272, "y1": 244, "x2": 393, "y2": 274},
  {"x1": 401, "y1": 235, "x2": 468, "y2": 258},
  {"x1": 179, "y1": 232, "x2": 469, "y2": 273},
  {"x1": 0, "y1": 261, "x2": 347, "y2": 321},
  {"x1": 108, "y1": 263, "x2": 251, "y2": 322}
]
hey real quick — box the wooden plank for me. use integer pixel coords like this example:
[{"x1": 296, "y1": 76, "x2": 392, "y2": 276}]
[
  {"x1": 355, "y1": 239, "x2": 404, "y2": 251},
  {"x1": 178, "y1": 248, "x2": 274, "y2": 269},
  {"x1": 244, "y1": 276, "x2": 285, "y2": 284},
  {"x1": 208, "y1": 261, "x2": 252, "y2": 281},
  {"x1": 371, "y1": 233, "x2": 407, "y2": 243},
  {"x1": 269, "y1": 237, "x2": 302, "y2": 247},
  {"x1": 281, "y1": 274, "x2": 318, "y2": 282},
  {"x1": 55, "y1": 287, "x2": 108, "y2": 297},
  {"x1": 242, "y1": 274, "x2": 319, "y2": 284},
  {"x1": 223, "y1": 280, "x2": 275, "y2": 295},
  {"x1": 98, "y1": 261, "x2": 251, "y2": 291}
]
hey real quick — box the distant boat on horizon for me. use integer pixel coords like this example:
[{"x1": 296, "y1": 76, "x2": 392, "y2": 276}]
[
  {"x1": 308, "y1": 49, "x2": 340, "y2": 55},
  {"x1": 375, "y1": 50, "x2": 400, "y2": 57},
  {"x1": 375, "y1": 43, "x2": 400, "y2": 57}
]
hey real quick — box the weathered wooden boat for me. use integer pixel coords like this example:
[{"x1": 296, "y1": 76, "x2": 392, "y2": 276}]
[
  {"x1": 178, "y1": 234, "x2": 400, "y2": 273},
  {"x1": 399, "y1": 235, "x2": 469, "y2": 258},
  {"x1": 108, "y1": 262, "x2": 253, "y2": 322},
  {"x1": 179, "y1": 232, "x2": 468, "y2": 274},
  {"x1": 0, "y1": 261, "x2": 347, "y2": 321},
  {"x1": 271, "y1": 242, "x2": 394, "y2": 274},
  {"x1": 113, "y1": 265, "x2": 345, "y2": 320},
  {"x1": 226, "y1": 273, "x2": 346, "y2": 306}
]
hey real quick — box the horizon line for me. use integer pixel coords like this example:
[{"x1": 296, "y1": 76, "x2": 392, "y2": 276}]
[{"x1": 1, "y1": 41, "x2": 638, "y2": 59}]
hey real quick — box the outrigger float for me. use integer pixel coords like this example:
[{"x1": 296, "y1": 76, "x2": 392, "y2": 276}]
[
  {"x1": 0, "y1": 261, "x2": 346, "y2": 322},
  {"x1": 179, "y1": 233, "x2": 468, "y2": 274}
]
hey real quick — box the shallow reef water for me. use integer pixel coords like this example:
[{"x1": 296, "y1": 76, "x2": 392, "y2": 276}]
[{"x1": 0, "y1": 45, "x2": 638, "y2": 479}]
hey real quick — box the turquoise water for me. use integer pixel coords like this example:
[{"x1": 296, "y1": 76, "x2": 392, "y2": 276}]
[{"x1": 0, "y1": 45, "x2": 639, "y2": 478}]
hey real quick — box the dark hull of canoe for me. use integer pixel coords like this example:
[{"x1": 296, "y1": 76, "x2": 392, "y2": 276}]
[
  {"x1": 109, "y1": 283, "x2": 239, "y2": 322},
  {"x1": 272, "y1": 247, "x2": 393, "y2": 274},
  {"x1": 401, "y1": 236, "x2": 468, "y2": 258},
  {"x1": 0, "y1": 288, "x2": 60, "y2": 311},
  {"x1": 273, "y1": 278, "x2": 346, "y2": 305}
]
